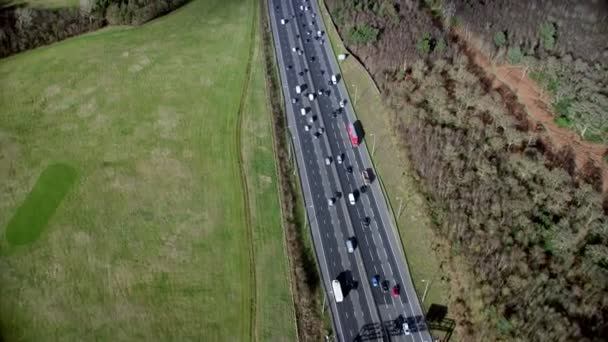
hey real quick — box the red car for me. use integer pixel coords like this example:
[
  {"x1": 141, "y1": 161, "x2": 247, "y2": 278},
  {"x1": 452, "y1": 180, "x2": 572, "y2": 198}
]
[{"x1": 391, "y1": 285, "x2": 400, "y2": 298}]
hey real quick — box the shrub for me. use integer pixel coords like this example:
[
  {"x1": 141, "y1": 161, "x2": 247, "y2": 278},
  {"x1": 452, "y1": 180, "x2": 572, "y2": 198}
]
[
  {"x1": 493, "y1": 31, "x2": 506, "y2": 47},
  {"x1": 347, "y1": 24, "x2": 379, "y2": 45},
  {"x1": 507, "y1": 46, "x2": 523, "y2": 64},
  {"x1": 539, "y1": 22, "x2": 556, "y2": 50},
  {"x1": 435, "y1": 38, "x2": 447, "y2": 53},
  {"x1": 417, "y1": 34, "x2": 432, "y2": 54}
]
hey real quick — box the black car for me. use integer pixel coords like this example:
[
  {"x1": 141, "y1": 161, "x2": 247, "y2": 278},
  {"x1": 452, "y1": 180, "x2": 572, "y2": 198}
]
[
  {"x1": 381, "y1": 280, "x2": 390, "y2": 292},
  {"x1": 361, "y1": 217, "x2": 370, "y2": 227},
  {"x1": 298, "y1": 71, "x2": 304, "y2": 76},
  {"x1": 346, "y1": 166, "x2": 353, "y2": 173},
  {"x1": 287, "y1": 65, "x2": 292, "y2": 69}
]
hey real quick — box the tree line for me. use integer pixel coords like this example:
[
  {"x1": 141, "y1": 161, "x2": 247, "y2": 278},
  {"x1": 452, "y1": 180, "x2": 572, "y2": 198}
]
[{"x1": 0, "y1": 0, "x2": 189, "y2": 58}]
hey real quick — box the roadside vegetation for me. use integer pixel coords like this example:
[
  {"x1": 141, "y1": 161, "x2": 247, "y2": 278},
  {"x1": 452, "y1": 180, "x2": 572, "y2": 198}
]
[
  {"x1": 326, "y1": 0, "x2": 608, "y2": 341},
  {"x1": 0, "y1": 0, "x2": 296, "y2": 340}
]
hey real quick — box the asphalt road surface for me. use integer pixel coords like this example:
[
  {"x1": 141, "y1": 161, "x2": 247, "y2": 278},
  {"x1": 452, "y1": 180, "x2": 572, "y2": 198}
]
[{"x1": 267, "y1": 1, "x2": 433, "y2": 341}]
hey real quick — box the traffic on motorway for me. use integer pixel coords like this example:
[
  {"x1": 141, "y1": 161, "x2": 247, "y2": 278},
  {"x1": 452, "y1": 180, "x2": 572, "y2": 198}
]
[{"x1": 268, "y1": 0, "x2": 432, "y2": 341}]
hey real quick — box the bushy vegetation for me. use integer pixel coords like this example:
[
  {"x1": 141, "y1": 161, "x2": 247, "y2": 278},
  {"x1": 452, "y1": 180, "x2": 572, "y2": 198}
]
[
  {"x1": 528, "y1": 56, "x2": 608, "y2": 143},
  {"x1": 0, "y1": 5, "x2": 103, "y2": 58},
  {"x1": 92, "y1": 0, "x2": 189, "y2": 25},
  {"x1": 346, "y1": 23, "x2": 379, "y2": 45},
  {"x1": 454, "y1": 0, "x2": 608, "y2": 144},
  {"x1": 0, "y1": 0, "x2": 188, "y2": 58},
  {"x1": 384, "y1": 55, "x2": 608, "y2": 341},
  {"x1": 326, "y1": 0, "x2": 455, "y2": 80}
]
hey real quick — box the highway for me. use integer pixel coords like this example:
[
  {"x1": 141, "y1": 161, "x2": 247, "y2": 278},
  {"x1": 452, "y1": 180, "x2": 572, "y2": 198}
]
[{"x1": 267, "y1": 0, "x2": 433, "y2": 341}]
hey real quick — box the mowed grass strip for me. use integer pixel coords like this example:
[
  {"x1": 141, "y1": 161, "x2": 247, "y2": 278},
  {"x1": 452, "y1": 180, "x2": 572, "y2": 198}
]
[
  {"x1": 0, "y1": 0, "x2": 293, "y2": 340},
  {"x1": 318, "y1": 0, "x2": 450, "y2": 309},
  {"x1": 5, "y1": 163, "x2": 77, "y2": 246},
  {"x1": 240, "y1": 8, "x2": 297, "y2": 340}
]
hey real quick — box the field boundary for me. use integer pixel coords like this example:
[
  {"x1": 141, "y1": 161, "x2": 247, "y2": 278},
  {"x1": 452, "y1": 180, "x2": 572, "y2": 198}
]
[{"x1": 235, "y1": 0, "x2": 259, "y2": 340}]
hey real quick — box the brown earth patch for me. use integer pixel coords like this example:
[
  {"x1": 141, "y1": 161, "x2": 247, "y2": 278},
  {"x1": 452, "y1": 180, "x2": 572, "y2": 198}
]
[{"x1": 455, "y1": 29, "x2": 608, "y2": 193}]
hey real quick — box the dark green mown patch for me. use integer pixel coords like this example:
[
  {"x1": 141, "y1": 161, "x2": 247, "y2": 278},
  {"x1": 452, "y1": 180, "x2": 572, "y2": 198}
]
[{"x1": 5, "y1": 163, "x2": 77, "y2": 246}]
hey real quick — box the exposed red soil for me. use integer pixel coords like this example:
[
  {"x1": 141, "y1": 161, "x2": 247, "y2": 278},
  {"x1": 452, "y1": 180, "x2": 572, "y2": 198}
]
[{"x1": 457, "y1": 32, "x2": 608, "y2": 193}]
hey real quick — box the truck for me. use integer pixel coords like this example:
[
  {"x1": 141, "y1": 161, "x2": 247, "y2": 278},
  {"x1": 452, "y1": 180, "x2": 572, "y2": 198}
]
[
  {"x1": 332, "y1": 280, "x2": 344, "y2": 302},
  {"x1": 346, "y1": 122, "x2": 359, "y2": 146}
]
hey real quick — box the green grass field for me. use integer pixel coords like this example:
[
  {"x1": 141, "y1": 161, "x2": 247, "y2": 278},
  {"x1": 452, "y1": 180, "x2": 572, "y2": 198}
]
[
  {"x1": 319, "y1": 0, "x2": 450, "y2": 312},
  {"x1": 0, "y1": 0, "x2": 295, "y2": 340}
]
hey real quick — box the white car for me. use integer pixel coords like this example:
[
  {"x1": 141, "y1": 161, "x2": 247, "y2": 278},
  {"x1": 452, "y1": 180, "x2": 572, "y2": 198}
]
[
  {"x1": 402, "y1": 323, "x2": 410, "y2": 335},
  {"x1": 327, "y1": 197, "x2": 335, "y2": 206},
  {"x1": 308, "y1": 93, "x2": 315, "y2": 101},
  {"x1": 339, "y1": 100, "x2": 346, "y2": 108},
  {"x1": 336, "y1": 154, "x2": 343, "y2": 164},
  {"x1": 300, "y1": 107, "x2": 307, "y2": 116},
  {"x1": 348, "y1": 193, "x2": 355, "y2": 205},
  {"x1": 325, "y1": 157, "x2": 331, "y2": 165},
  {"x1": 304, "y1": 125, "x2": 311, "y2": 131},
  {"x1": 345, "y1": 239, "x2": 354, "y2": 253}
]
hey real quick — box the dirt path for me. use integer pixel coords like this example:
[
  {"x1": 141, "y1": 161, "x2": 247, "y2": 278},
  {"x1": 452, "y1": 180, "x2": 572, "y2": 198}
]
[
  {"x1": 456, "y1": 31, "x2": 608, "y2": 192},
  {"x1": 235, "y1": 1, "x2": 259, "y2": 340}
]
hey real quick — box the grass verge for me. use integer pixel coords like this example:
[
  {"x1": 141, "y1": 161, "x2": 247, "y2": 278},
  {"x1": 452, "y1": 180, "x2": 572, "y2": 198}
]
[{"x1": 240, "y1": 1, "x2": 297, "y2": 340}]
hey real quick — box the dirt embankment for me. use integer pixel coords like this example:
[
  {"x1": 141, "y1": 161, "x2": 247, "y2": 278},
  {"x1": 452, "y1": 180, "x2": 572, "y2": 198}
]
[{"x1": 456, "y1": 29, "x2": 608, "y2": 193}]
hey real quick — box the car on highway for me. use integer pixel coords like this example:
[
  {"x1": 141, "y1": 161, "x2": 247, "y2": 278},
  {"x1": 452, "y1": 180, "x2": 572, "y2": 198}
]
[
  {"x1": 402, "y1": 322, "x2": 411, "y2": 335},
  {"x1": 381, "y1": 280, "x2": 390, "y2": 292},
  {"x1": 392, "y1": 284, "x2": 400, "y2": 298},
  {"x1": 304, "y1": 125, "x2": 311, "y2": 131},
  {"x1": 339, "y1": 100, "x2": 346, "y2": 108},
  {"x1": 348, "y1": 193, "x2": 356, "y2": 205},
  {"x1": 328, "y1": 197, "x2": 335, "y2": 206},
  {"x1": 308, "y1": 93, "x2": 315, "y2": 101},
  {"x1": 346, "y1": 165, "x2": 353, "y2": 173},
  {"x1": 325, "y1": 157, "x2": 331, "y2": 165},
  {"x1": 371, "y1": 275, "x2": 380, "y2": 288},
  {"x1": 345, "y1": 238, "x2": 355, "y2": 253},
  {"x1": 318, "y1": 127, "x2": 325, "y2": 135},
  {"x1": 336, "y1": 153, "x2": 343, "y2": 164},
  {"x1": 361, "y1": 217, "x2": 370, "y2": 227},
  {"x1": 292, "y1": 98, "x2": 298, "y2": 104}
]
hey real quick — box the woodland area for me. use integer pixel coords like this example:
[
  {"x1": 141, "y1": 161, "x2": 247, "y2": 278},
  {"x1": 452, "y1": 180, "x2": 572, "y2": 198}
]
[
  {"x1": 326, "y1": 0, "x2": 608, "y2": 340},
  {"x1": 454, "y1": 0, "x2": 608, "y2": 144},
  {"x1": 0, "y1": 0, "x2": 188, "y2": 58}
]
